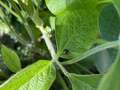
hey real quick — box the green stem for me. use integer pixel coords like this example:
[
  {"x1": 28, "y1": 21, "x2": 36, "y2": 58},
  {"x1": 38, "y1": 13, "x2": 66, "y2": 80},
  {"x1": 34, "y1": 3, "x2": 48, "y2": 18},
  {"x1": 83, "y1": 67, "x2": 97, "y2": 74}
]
[
  {"x1": 62, "y1": 40, "x2": 119, "y2": 65},
  {"x1": 95, "y1": 39, "x2": 109, "y2": 44},
  {"x1": 37, "y1": 25, "x2": 69, "y2": 76},
  {"x1": 97, "y1": 0, "x2": 112, "y2": 5},
  {"x1": 0, "y1": 1, "x2": 35, "y2": 42},
  {"x1": 3, "y1": 18, "x2": 28, "y2": 46},
  {"x1": 57, "y1": 72, "x2": 69, "y2": 90},
  {"x1": 0, "y1": 1, "x2": 22, "y2": 21},
  {"x1": 37, "y1": 26, "x2": 56, "y2": 59},
  {"x1": 24, "y1": 22, "x2": 35, "y2": 42}
]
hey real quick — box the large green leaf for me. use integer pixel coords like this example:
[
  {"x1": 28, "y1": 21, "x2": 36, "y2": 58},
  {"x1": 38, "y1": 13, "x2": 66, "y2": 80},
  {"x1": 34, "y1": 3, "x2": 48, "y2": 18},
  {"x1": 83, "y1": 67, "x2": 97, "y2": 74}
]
[
  {"x1": 45, "y1": 0, "x2": 100, "y2": 57},
  {"x1": 1, "y1": 45, "x2": 21, "y2": 72},
  {"x1": 97, "y1": 50, "x2": 120, "y2": 90},
  {"x1": 0, "y1": 60, "x2": 56, "y2": 90},
  {"x1": 99, "y1": 4, "x2": 120, "y2": 41},
  {"x1": 68, "y1": 73, "x2": 102, "y2": 90}
]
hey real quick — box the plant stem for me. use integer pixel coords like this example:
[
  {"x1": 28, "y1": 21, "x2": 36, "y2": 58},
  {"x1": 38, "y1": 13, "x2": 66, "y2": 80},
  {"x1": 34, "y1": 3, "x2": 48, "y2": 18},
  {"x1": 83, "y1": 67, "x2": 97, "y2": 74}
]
[
  {"x1": 0, "y1": 1, "x2": 35, "y2": 42},
  {"x1": 37, "y1": 25, "x2": 69, "y2": 76},
  {"x1": 62, "y1": 40, "x2": 119, "y2": 65},
  {"x1": 3, "y1": 18, "x2": 28, "y2": 46},
  {"x1": 0, "y1": 1, "x2": 22, "y2": 21},
  {"x1": 97, "y1": 0, "x2": 112, "y2": 5},
  {"x1": 24, "y1": 22, "x2": 35, "y2": 43},
  {"x1": 57, "y1": 72, "x2": 69, "y2": 90},
  {"x1": 95, "y1": 39, "x2": 108, "y2": 44},
  {"x1": 38, "y1": 26, "x2": 56, "y2": 60}
]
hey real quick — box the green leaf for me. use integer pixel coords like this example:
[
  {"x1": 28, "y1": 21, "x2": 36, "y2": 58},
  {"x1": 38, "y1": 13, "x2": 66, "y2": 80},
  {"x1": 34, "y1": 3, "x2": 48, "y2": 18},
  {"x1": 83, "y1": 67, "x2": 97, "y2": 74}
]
[
  {"x1": 45, "y1": 0, "x2": 100, "y2": 57},
  {"x1": 98, "y1": 4, "x2": 119, "y2": 73},
  {"x1": 97, "y1": 50, "x2": 120, "y2": 90},
  {"x1": 99, "y1": 4, "x2": 120, "y2": 41},
  {"x1": 1, "y1": 45, "x2": 21, "y2": 72},
  {"x1": 112, "y1": 0, "x2": 120, "y2": 16},
  {"x1": 68, "y1": 73, "x2": 102, "y2": 90},
  {"x1": 45, "y1": 0, "x2": 66, "y2": 15},
  {"x1": 0, "y1": 60, "x2": 56, "y2": 90},
  {"x1": 50, "y1": 16, "x2": 56, "y2": 30}
]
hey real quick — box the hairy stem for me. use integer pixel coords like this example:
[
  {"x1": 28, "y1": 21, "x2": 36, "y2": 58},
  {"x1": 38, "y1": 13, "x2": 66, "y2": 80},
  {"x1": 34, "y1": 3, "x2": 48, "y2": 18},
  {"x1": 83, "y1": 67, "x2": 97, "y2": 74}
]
[
  {"x1": 37, "y1": 25, "x2": 69, "y2": 76},
  {"x1": 38, "y1": 26, "x2": 56, "y2": 60}
]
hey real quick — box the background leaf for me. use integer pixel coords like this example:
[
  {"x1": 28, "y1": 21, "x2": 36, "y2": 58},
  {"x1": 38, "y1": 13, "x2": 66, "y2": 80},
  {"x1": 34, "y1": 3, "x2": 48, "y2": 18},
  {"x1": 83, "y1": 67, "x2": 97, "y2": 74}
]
[
  {"x1": 94, "y1": 49, "x2": 117, "y2": 73},
  {"x1": 1, "y1": 45, "x2": 21, "y2": 72},
  {"x1": 99, "y1": 4, "x2": 120, "y2": 41}
]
